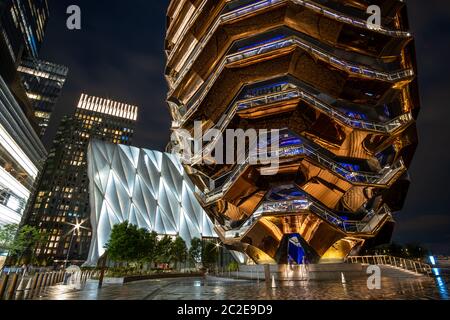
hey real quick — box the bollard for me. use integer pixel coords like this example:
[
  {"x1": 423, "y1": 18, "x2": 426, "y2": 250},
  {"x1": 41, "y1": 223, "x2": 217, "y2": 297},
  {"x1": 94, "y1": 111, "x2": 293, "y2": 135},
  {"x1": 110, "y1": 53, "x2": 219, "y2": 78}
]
[
  {"x1": 15, "y1": 274, "x2": 27, "y2": 300},
  {"x1": 30, "y1": 273, "x2": 39, "y2": 295},
  {"x1": 0, "y1": 273, "x2": 9, "y2": 300},
  {"x1": 24, "y1": 277, "x2": 33, "y2": 300},
  {"x1": 47, "y1": 273, "x2": 53, "y2": 287},
  {"x1": 35, "y1": 273, "x2": 44, "y2": 293},
  {"x1": 42, "y1": 273, "x2": 49, "y2": 288},
  {"x1": 49, "y1": 272, "x2": 55, "y2": 286},
  {"x1": 6, "y1": 273, "x2": 19, "y2": 300}
]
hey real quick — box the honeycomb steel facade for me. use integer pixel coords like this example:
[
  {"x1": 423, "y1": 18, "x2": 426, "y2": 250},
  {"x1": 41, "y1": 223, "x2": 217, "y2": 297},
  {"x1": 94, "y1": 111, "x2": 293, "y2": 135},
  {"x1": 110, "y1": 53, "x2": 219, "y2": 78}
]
[
  {"x1": 165, "y1": 0, "x2": 420, "y2": 264},
  {"x1": 85, "y1": 140, "x2": 216, "y2": 266}
]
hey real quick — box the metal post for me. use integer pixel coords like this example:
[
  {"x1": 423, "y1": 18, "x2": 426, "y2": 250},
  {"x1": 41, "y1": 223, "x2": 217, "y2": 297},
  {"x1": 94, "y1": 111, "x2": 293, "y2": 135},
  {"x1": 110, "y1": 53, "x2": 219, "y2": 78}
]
[
  {"x1": 65, "y1": 230, "x2": 76, "y2": 269},
  {"x1": 6, "y1": 273, "x2": 19, "y2": 300},
  {"x1": 15, "y1": 274, "x2": 27, "y2": 300},
  {"x1": 50, "y1": 272, "x2": 55, "y2": 286},
  {"x1": 0, "y1": 273, "x2": 9, "y2": 300},
  {"x1": 43, "y1": 273, "x2": 49, "y2": 288},
  {"x1": 24, "y1": 277, "x2": 33, "y2": 300},
  {"x1": 35, "y1": 273, "x2": 43, "y2": 292},
  {"x1": 30, "y1": 273, "x2": 39, "y2": 295}
]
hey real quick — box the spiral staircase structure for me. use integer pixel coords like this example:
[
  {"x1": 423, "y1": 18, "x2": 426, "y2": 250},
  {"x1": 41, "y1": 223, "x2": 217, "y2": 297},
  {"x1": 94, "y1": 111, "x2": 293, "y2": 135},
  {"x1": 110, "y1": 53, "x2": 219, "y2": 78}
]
[{"x1": 165, "y1": 0, "x2": 420, "y2": 264}]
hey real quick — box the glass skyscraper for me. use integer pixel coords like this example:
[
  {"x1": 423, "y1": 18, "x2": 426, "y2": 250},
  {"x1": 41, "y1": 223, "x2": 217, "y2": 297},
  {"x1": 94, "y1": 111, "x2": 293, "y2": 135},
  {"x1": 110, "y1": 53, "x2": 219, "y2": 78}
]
[
  {"x1": 18, "y1": 58, "x2": 69, "y2": 137},
  {"x1": 0, "y1": 0, "x2": 49, "y2": 227},
  {"x1": 0, "y1": 0, "x2": 50, "y2": 122},
  {"x1": 0, "y1": 0, "x2": 49, "y2": 62},
  {"x1": 22, "y1": 94, "x2": 138, "y2": 265}
]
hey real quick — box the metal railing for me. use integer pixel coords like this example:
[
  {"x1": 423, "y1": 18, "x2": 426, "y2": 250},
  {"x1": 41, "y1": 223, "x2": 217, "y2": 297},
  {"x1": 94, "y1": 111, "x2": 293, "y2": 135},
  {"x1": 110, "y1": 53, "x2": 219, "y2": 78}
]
[
  {"x1": 171, "y1": 34, "x2": 414, "y2": 124},
  {"x1": 182, "y1": 84, "x2": 413, "y2": 169},
  {"x1": 167, "y1": 0, "x2": 411, "y2": 87},
  {"x1": 192, "y1": 134, "x2": 405, "y2": 205},
  {"x1": 215, "y1": 199, "x2": 391, "y2": 242},
  {"x1": 236, "y1": 87, "x2": 414, "y2": 133},
  {"x1": 345, "y1": 255, "x2": 433, "y2": 276}
]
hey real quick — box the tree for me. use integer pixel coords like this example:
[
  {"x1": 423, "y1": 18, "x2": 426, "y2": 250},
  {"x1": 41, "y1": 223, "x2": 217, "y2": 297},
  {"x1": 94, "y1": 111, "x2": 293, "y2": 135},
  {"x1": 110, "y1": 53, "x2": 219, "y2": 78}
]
[
  {"x1": 105, "y1": 221, "x2": 149, "y2": 266},
  {"x1": 9, "y1": 225, "x2": 46, "y2": 264},
  {"x1": 202, "y1": 241, "x2": 218, "y2": 269},
  {"x1": 143, "y1": 231, "x2": 158, "y2": 267},
  {"x1": 155, "y1": 235, "x2": 173, "y2": 267},
  {"x1": 170, "y1": 236, "x2": 188, "y2": 270},
  {"x1": 189, "y1": 237, "x2": 202, "y2": 267},
  {"x1": 0, "y1": 224, "x2": 18, "y2": 253}
]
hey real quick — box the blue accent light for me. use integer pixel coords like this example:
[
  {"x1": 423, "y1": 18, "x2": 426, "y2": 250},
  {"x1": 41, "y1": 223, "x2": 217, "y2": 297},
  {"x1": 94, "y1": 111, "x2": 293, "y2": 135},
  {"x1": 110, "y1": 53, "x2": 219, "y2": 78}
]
[
  {"x1": 287, "y1": 234, "x2": 306, "y2": 265},
  {"x1": 338, "y1": 162, "x2": 361, "y2": 172},
  {"x1": 345, "y1": 111, "x2": 368, "y2": 121},
  {"x1": 432, "y1": 268, "x2": 440, "y2": 276},
  {"x1": 280, "y1": 138, "x2": 301, "y2": 147},
  {"x1": 429, "y1": 256, "x2": 436, "y2": 266},
  {"x1": 244, "y1": 81, "x2": 288, "y2": 98}
]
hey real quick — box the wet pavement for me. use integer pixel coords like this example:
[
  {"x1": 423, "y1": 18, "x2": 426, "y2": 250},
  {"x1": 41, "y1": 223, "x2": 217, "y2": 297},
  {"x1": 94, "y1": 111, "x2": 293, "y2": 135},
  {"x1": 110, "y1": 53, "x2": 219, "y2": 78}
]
[{"x1": 34, "y1": 273, "x2": 450, "y2": 300}]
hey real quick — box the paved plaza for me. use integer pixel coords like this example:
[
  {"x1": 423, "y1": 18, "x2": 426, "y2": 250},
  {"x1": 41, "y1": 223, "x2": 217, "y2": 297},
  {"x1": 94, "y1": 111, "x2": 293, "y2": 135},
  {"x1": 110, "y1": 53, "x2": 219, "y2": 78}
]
[{"x1": 33, "y1": 275, "x2": 449, "y2": 300}]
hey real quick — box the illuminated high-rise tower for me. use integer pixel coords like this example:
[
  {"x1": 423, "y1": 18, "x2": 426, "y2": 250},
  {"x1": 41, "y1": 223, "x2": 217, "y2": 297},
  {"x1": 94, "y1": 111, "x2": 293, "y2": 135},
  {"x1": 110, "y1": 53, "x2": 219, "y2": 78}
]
[
  {"x1": 166, "y1": 0, "x2": 420, "y2": 264},
  {"x1": 22, "y1": 94, "x2": 138, "y2": 265},
  {"x1": 0, "y1": 0, "x2": 49, "y2": 228}
]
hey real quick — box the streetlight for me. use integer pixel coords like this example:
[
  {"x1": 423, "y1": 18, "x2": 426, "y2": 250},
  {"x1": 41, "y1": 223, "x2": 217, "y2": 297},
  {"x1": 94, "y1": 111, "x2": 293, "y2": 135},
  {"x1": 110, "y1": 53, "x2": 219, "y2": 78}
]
[
  {"x1": 214, "y1": 241, "x2": 222, "y2": 273},
  {"x1": 64, "y1": 218, "x2": 88, "y2": 268}
]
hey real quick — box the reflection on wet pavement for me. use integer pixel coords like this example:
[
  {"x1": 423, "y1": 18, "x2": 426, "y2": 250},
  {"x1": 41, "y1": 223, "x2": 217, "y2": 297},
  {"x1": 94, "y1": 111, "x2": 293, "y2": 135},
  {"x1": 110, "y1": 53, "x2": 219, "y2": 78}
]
[{"x1": 34, "y1": 273, "x2": 450, "y2": 300}]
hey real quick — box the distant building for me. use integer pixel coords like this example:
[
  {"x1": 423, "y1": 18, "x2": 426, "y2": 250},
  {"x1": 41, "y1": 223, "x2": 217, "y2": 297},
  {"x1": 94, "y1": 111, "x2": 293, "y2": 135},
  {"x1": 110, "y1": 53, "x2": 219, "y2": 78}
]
[
  {"x1": 22, "y1": 94, "x2": 138, "y2": 265},
  {"x1": 0, "y1": 0, "x2": 49, "y2": 62},
  {"x1": 18, "y1": 58, "x2": 69, "y2": 137},
  {"x1": 84, "y1": 140, "x2": 217, "y2": 266},
  {"x1": 0, "y1": 75, "x2": 47, "y2": 226}
]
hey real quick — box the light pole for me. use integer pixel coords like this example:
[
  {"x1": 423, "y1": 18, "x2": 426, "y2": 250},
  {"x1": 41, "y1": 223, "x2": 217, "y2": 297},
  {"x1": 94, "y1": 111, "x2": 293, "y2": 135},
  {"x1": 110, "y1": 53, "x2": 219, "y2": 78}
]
[
  {"x1": 215, "y1": 241, "x2": 222, "y2": 274},
  {"x1": 64, "y1": 218, "x2": 88, "y2": 269}
]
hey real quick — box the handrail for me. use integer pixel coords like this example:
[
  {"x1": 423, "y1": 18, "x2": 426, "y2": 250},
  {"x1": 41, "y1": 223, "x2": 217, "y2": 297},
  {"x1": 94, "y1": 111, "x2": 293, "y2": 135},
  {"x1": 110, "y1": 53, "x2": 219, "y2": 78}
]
[
  {"x1": 215, "y1": 200, "x2": 391, "y2": 242},
  {"x1": 236, "y1": 88, "x2": 414, "y2": 133},
  {"x1": 167, "y1": 0, "x2": 410, "y2": 77},
  {"x1": 182, "y1": 85, "x2": 412, "y2": 168},
  {"x1": 171, "y1": 34, "x2": 414, "y2": 125},
  {"x1": 189, "y1": 134, "x2": 405, "y2": 205},
  {"x1": 345, "y1": 255, "x2": 433, "y2": 276}
]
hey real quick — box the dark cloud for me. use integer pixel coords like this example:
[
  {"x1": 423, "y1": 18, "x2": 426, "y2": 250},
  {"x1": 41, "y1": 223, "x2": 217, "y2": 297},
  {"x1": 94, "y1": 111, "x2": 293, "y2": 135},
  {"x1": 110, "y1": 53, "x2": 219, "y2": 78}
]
[{"x1": 39, "y1": 1, "x2": 450, "y2": 253}]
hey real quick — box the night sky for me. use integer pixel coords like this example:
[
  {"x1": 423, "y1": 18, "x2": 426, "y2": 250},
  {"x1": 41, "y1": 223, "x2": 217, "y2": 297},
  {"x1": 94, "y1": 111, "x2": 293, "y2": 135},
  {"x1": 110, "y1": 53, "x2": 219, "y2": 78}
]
[{"x1": 39, "y1": 0, "x2": 450, "y2": 254}]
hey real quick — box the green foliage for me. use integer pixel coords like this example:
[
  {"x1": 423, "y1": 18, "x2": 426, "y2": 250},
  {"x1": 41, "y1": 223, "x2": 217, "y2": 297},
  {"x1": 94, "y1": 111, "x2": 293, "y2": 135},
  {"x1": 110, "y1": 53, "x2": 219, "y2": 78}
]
[
  {"x1": 9, "y1": 225, "x2": 46, "y2": 262},
  {"x1": 105, "y1": 221, "x2": 149, "y2": 263},
  {"x1": 143, "y1": 231, "x2": 158, "y2": 264},
  {"x1": 189, "y1": 237, "x2": 202, "y2": 264},
  {"x1": 0, "y1": 224, "x2": 18, "y2": 253},
  {"x1": 227, "y1": 261, "x2": 239, "y2": 272},
  {"x1": 202, "y1": 241, "x2": 218, "y2": 268},
  {"x1": 155, "y1": 235, "x2": 173, "y2": 264},
  {"x1": 104, "y1": 223, "x2": 221, "y2": 274},
  {"x1": 170, "y1": 236, "x2": 188, "y2": 269}
]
